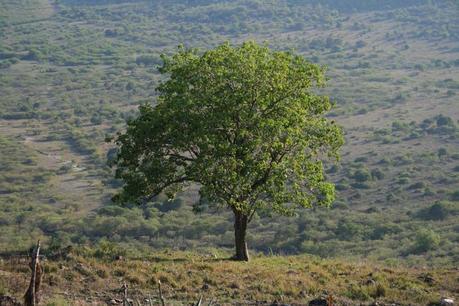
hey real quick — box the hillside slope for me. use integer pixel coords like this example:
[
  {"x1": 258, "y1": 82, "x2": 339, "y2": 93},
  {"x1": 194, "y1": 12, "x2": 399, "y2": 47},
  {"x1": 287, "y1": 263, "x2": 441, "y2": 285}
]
[{"x1": 1, "y1": 250, "x2": 458, "y2": 305}]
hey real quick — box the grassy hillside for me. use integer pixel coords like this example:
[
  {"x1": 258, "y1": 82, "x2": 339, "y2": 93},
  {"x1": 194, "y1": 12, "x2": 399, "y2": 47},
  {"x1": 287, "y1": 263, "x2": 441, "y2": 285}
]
[
  {"x1": 1, "y1": 250, "x2": 458, "y2": 305},
  {"x1": 0, "y1": 0, "x2": 458, "y2": 269}
]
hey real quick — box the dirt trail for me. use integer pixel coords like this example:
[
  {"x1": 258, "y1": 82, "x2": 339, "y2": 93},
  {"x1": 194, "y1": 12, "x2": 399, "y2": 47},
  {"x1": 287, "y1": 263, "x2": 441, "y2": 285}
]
[{"x1": 0, "y1": 119, "x2": 105, "y2": 213}]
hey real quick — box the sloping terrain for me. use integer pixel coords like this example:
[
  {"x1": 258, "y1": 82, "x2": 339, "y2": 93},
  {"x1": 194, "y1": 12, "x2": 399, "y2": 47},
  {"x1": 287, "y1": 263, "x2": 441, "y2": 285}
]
[
  {"x1": 0, "y1": 250, "x2": 458, "y2": 305},
  {"x1": 0, "y1": 0, "x2": 458, "y2": 268}
]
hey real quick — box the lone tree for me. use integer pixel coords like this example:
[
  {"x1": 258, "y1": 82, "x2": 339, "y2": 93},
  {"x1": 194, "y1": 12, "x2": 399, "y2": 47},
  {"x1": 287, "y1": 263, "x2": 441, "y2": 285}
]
[{"x1": 111, "y1": 42, "x2": 343, "y2": 261}]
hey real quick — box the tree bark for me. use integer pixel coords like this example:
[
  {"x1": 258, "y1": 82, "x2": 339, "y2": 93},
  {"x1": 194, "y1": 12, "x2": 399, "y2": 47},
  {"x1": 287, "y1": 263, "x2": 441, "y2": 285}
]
[{"x1": 233, "y1": 211, "x2": 249, "y2": 261}]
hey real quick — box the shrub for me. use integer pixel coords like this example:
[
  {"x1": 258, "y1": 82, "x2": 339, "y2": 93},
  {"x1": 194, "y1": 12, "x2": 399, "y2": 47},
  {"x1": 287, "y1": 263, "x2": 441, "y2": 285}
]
[
  {"x1": 407, "y1": 181, "x2": 426, "y2": 190},
  {"x1": 327, "y1": 164, "x2": 339, "y2": 173},
  {"x1": 369, "y1": 283, "x2": 386, "y2": 298},
  {"x1": 371, "y1": 223, "x2": 402, "y2": 240},
  {"x1": 438, "y1": 147, "x2": 447, "y2": 157},
  {"x1": 335, "y1": 183, "x2": 349, "y2": 191},
  {"x1": 413, "y1": 229, "x2": 440, "y2": 253},
  {"x1": 93, "y1": 239, "x2": 126, "y2": 259},
  {"x1": 436, "y1": 114, "x2": 454, "y2": 127},
  {"x1": 451, "y1": 190, "x2": 459, "y2": 201},
  {"x1": 336, "y1": 220, "x2": 365, "y2": 240},
  {"x1": 371, "y1": 168, "x2": 385, "y2": 180},
  {"x1": 351, "y1": 182, "x2": 371, "y2": 189},
  {"x1": 353, "y1": 169, "x2": 371, "y2": 182},
  {"x1": 354, "y1": 156, "x2": 368, "y2": 163},
  {"x1": 136, "y1": 54, "x2": 161, "y2": 66},
  {"x1": 417, "y1": 202, "x2": 449, "y2": 221},
  {"x1": 345, "y1": 283, "x2": 371, "y2": 300},
  {"x1": 397, "y1": 177, "x2": 410, "y2": 185}
]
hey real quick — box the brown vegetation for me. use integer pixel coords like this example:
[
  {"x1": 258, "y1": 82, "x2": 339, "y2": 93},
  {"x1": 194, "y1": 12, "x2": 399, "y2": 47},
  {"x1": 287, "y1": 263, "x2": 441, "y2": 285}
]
[{"x1": 1, "y1": 250, "x2": 457, "y2": 305}]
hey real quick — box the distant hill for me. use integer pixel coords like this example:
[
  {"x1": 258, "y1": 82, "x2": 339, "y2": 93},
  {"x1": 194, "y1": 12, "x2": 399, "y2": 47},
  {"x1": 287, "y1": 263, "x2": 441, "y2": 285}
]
[
  {"x1": 60, "y1": 0, "x2": 431, "y2": 11},
  {"x1": 0, "y1": 0, "x2": 457, "y2": 268}
]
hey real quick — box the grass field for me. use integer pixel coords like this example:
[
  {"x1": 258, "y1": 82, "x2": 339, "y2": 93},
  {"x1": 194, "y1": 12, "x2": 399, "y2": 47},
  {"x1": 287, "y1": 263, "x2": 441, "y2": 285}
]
[{"x1": 1, "y1": 250, "x2": 458, "y2": 305}]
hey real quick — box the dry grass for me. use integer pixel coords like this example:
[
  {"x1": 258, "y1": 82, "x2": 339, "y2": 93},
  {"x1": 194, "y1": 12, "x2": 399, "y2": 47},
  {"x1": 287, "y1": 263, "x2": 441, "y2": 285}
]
[{"x1": 1, "y1": 250, "x2": 457, "y2": 305}]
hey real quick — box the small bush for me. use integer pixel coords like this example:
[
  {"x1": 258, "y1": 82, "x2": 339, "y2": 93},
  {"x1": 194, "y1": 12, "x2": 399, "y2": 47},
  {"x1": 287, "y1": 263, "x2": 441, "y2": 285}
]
[
  {"x1": 351, "y1": 182, "x2": 371, "y2": 189},
  {"x1": 345, "y1": 284, "x2": 371, "y2": 300},
  {"x1": 369, "y1": 283, "x2": 386, "y2": 298},
  {"x1": 407, "y1": 182, "x2": 426, "y2": 190},
  {"x1": 93, "y1": 239, "x2": 126, "y2": 260},
  {"x1": 413, "y1": 229, "x2": 440, "y2": 253},
  {"x1": 438, "y1": 147, "x2": 448, "y2": 157},
  {"x1": 417, "y1": 202, "x2": 450, "y2": 221},
  {"x1": 353, "y1": 169, "x2": 371, "y2": 182},
  {"x1": 45, "y1": 297, "x2": 71, "y2": 306},
  {"x1": 371, "y1": 168, "x2": 385, "y2": 180},
  {"x1": 450, "y1": 190, "x2": 459, "y2": 201}
]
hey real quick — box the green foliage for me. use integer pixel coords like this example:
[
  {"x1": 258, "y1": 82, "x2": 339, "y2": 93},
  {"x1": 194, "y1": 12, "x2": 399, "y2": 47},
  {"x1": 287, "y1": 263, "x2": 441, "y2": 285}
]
[
  {"x1": 336, "y1": 219, "x2": 366, "y2": 240},
  {"x1": 413, "y1": 229, "x2": 440, "y2": 253},
  {"x1": 370, "y1": 168, "x2": 384, "y2": 180},
  {"x1": 437, "y1": 147, "x2": 447, "y2": 158},
  {"x1": 416, "y1": 201, "x2": 454, "y2": 221},
  {"x1": 113, "y1": 42, "x2": 343, "y2": 218},
  {"x1": 352, "y1": 169, "x2": 371, "y2": 182},
  {"x1": 93, "y1": 239, "x2": 126, "y2": 259},
  {"x1": 436, "y1": 114, "x2": 454, "y2": 127},
  {"x1": 451, "y1": 190, "x2": 459, "y2": 201},
  {"x1": 136, "y1": 54, "x2": 162, "y2": 66},
  {"x1": 344, "y1": 283, "x2": 371, "y2": 300}
]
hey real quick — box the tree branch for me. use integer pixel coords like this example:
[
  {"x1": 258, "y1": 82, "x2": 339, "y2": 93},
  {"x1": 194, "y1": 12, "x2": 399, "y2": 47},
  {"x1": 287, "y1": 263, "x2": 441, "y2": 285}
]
[{"x1": 142, "y1": 176, "x2": 191, "y2": 203}]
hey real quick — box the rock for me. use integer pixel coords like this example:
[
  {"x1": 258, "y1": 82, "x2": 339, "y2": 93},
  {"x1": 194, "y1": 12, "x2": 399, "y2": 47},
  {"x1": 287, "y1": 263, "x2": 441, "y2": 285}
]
[
  {"x1": 418, "y1": 273, "x2": 435, "y2": 285},
  {"x1": 298, "y1": 290, "x2": 308, "y2": 297},
  {"x1": 270, "y1": 302, "x2": 290, "y2": 306},
  {"x1": 365, "y1": 278, "x2": 376, "y2": 286},
  {"x1": 440, "y1": 297, "x2": 454, "y2": 306},
  {"x1": 0, "y1": 295, "x2": 21, "y2": 306},
  {"x1": 108, "y1": 299, "x2": 119, "y2": 305},
  {"x1": 201, "y1": 283, "x2": 210, "y2": 290},
  {"x1": 308, "y1": 298, "x2": 327, "y2": 306},
  {"x1": 229, "y1": 282, "x2": 240, "y2": 289}
]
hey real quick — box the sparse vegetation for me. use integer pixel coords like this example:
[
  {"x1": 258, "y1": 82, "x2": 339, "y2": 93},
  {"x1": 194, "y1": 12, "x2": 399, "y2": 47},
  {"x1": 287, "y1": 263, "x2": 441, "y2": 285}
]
[
  {"x1": 1, "y1": 249, "x2": 458, "y2": 305},
  {"x1": 0, "y1": 0, "x2": 458, "y2": 303}
]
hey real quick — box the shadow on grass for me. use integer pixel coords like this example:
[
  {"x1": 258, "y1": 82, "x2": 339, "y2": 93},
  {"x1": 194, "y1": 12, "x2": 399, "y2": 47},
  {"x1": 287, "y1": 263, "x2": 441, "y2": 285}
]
[{"x1": 135, "y1": 255, "x2": 241, "y2": 264}]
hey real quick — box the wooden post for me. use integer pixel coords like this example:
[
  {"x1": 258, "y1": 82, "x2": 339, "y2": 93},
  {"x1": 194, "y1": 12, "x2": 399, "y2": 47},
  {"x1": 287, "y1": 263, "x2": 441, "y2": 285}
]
[
  {"x1": 148, "y1": 295, "x2": 153, "y2": 306},
  {"x1": 195, "y1": 295, "x2": 202, "y2": 306},
  {"x1": 24, "y1": 240, "x2": 41, "y2": 306},
  {"x1": 327, "y1": 295, "x2": 334, "y2": 306},
  {"x1": 157, "y1": 280, "x2": 165, "y2": 306},
  {"x1": 122, "y1": 282, "x2": 128, "y2": 306}
]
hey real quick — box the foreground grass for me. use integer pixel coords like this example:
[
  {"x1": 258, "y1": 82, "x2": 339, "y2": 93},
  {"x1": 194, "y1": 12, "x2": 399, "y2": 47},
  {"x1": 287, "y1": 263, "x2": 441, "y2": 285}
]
[{"x1": 1, "y1": 249, "x2": 457, "y2": 305}]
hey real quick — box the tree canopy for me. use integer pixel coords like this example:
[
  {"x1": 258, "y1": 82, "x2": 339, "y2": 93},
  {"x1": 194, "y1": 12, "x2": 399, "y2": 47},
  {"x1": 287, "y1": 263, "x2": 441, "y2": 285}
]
[{"x1": 112, "y1": 41, "x2": 344, "y2": 260}]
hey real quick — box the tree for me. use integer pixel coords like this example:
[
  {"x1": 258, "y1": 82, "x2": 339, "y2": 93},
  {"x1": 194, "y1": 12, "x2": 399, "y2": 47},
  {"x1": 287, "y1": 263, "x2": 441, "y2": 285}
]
[{"x1": 111, "y1": 42, "x2": 344, "y2": 261}]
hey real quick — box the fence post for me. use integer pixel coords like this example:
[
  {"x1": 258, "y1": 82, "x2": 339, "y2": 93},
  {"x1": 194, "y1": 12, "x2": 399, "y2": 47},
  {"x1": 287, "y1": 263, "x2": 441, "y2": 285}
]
[{"x1": 24, "y1": 240, "x2": 41, "y2": 306}]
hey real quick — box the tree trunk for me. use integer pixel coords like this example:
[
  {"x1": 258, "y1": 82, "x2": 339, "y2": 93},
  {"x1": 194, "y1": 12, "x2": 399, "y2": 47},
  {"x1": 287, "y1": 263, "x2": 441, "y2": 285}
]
[{"x1": 233, "y1": 211, "x2": 249, "y2": 261}]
